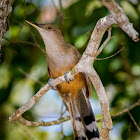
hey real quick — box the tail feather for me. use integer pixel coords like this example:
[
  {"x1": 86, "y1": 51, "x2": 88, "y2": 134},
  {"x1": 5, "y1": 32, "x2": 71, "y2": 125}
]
[
  {"x1": 69, "y1": 101, "x2": 86, "y2": 139},
  {"x1": 69, "y1": 87, "x2": 99, "y2": 140}
]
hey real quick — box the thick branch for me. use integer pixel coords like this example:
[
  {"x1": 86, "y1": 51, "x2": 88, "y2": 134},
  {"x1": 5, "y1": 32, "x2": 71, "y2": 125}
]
[
  {"x1": 9, "y1": 72, "x2": 75, "y2": 122},
  {"x1": 88, "y1": 68, "x2": 112, "y2": 130},
  {"x1": 101, "y1": 0, "x2": 139, "y2": 42},
  {"x1": 9, "y1": 1, "x2": 139, "y2": 140},
  {"x1": 82, "y1": 14, "x2": 117, "y2": 58},
  {"x1": 9, "y1": 84, "x2": 50, "y2": 122},
  {"x1": 72, "y1": 16, "x2": 116, "y2": 139},
  {"x1": 13, "y1": 99, "x2": 139, "y2": 127}
]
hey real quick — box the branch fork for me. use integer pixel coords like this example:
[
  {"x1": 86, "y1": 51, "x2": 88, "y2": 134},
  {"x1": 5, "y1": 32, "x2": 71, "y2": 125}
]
[{"x1": 9, "y1": 0, "x2": 139, "y2": 140}]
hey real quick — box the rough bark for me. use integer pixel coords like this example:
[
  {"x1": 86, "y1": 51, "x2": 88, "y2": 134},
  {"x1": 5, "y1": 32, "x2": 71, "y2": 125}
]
[{"x1": 0, "y1": 0, "x2": 12, "y2": 61}]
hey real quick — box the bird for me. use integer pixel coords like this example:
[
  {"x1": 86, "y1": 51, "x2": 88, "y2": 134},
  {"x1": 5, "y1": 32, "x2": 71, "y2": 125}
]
[{"x1": 26, "y1": 20, "x2": 99, "y2": 140}]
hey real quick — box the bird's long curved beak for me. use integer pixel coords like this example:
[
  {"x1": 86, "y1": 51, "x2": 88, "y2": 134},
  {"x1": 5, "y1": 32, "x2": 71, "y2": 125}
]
[{"x1": 25, "y1": 20, "x2": 44, "y2": 31}]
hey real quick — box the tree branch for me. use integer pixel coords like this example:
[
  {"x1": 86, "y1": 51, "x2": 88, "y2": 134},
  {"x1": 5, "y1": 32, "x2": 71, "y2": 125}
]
[
  {"x1": 17, "y1": 116, "x2": 70, "y2": 127},
  {"x1": 112, "y1": 99, "x2": 140, "y2": 118},
  {"x1": 101, "y1": 0, "x2": 139, "y2": 42},
  {"x1": 9, "y1": 0, "x2": 139, "y2": 140},
  {"x1": 8, "y1": 14, "x2": 117, "y2": 137},
  {"x1": 17, "y1": 67, "x2": 44, "y2": 86},
  {"x1": 127, "y1": 110, "x2": 140, "y2": 132},
  {"x1": 97, "y1": 99, "x2": 140, "y2": 123},
  {"x1": 10, "y1": 99, "x2": 139, "y2": 127},
  {"x1": 96, "y1": 27, "x2": 112, "y2": 57},
  {"x1": 9, "y1": 72, "x2": 75, "y2": 122}
]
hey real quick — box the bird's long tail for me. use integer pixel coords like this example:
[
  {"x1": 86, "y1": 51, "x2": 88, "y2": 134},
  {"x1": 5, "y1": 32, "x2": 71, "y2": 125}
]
[{"x1": 69, "y1": 88, "x2": 99, "y2": 140}]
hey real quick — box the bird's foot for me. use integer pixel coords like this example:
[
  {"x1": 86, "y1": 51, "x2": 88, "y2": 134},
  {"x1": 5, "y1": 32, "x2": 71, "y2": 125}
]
[
  {"x1": 48, "y1": 78, "x2": 56, "y2": 90},
  {"x1": 64, "y1": 71, "x2": 71, "y2": 83}
]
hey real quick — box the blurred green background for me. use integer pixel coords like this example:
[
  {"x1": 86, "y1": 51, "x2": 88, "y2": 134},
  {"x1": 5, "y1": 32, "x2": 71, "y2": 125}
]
[{"x1": 0, "y1": 0, "x2": 140, "y2": 140}]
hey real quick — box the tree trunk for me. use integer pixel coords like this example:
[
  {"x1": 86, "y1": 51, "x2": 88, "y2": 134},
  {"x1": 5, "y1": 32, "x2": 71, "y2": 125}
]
[{"x1": 0, "y1": 0, "x2": 12, "y2": 61}]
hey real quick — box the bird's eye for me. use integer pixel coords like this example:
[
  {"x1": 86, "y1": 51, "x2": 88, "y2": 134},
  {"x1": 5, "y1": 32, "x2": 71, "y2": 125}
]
[{"x1": 46, "y1": 26, "x2": 53, "y2": 30}]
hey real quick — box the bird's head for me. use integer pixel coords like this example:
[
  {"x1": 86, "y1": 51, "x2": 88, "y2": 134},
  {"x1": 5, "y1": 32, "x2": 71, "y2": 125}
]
[{"x1": 25, "y1": 20, "x2": 64, "y2": 47}]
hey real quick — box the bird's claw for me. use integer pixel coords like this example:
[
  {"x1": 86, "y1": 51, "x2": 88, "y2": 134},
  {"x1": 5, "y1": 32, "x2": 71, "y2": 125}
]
[
  {"x1": 64, "y1": 71, "x2": 71, "y2": 83},
  {"x1": 48, "y1": 78, "x2": 56, "y2": 90}
]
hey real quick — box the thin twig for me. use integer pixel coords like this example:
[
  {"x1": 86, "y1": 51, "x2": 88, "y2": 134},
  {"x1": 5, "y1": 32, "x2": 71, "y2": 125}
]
[
  {"x1": 112, "y1": 99, "x2": 140, "y2": 118},
  {"x1": 24, "y1": 0, "x2": 26, "y2": 19},
  {"x1": 96, "y1": 47, "x2": 124, "y2": 60},
  {"x1": 15, "y1": 22, "x2": 24, "y2": 40},
  {"x1": 127, "y1": 110, "x2": 140, "y2": 132},
  {"x1": 28, "y1": 25, "x2": 46, "y2": 54},
  {"x1": 4, "y1": 36, "x2": 46, "y2": 54},
  {"x1": 61, "y1": 108, "x2": 67, "y2": 116},
  {"x1": 96, "y1": 27, "x2": 112, "y2": 57},
  {"x1": 52, "y1": 0, "x2": 64, "y2": 35},
  {"x1": 60, "y1": 101, "x2": 65, "y2": 137},
  {"x1": 4, "y1": 36, "x2": 14, "y2": 43},
  {"x1": 17, "y1": 116, "x2": 70, "y2": 127},
  {"x1": 14, "y1": 0, "x2": 26, "y2": 40},
  {"x1": 59, "y1": 0, "x2": 64, "y2": 35},
  {"x1": 4, "y1": 36, "x2": 39, "y2": 48},
  {"x1": 63, "y1": 101, "x2": 69, "y2": 111},
  {"x1": 51, "y1": 0, "x2": 58, "y2": 13},
  {"x1": 10, "y1": 99, "x2": 139, "y2": 127},
  {"x1": 61, "y1": 101, "x2": 69, "y2": 116},
  {"x1": 17, "y1": 67, "x2": 44, "y2": 86},
  {"x1": 16, "y1": 40, "x2": 43, "y2": 48},
  {"x1": 14, "y1": 122, "x2": 35, "y2": 140},
  {"x1": 97, "y1": 99, "x2": 140, "y2": 123}
]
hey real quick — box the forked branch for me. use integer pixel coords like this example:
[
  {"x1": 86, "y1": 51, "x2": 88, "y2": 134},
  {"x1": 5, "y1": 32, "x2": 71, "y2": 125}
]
[{"x1": 9, "y1": 0, "x2": 139, "y2": 140}]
